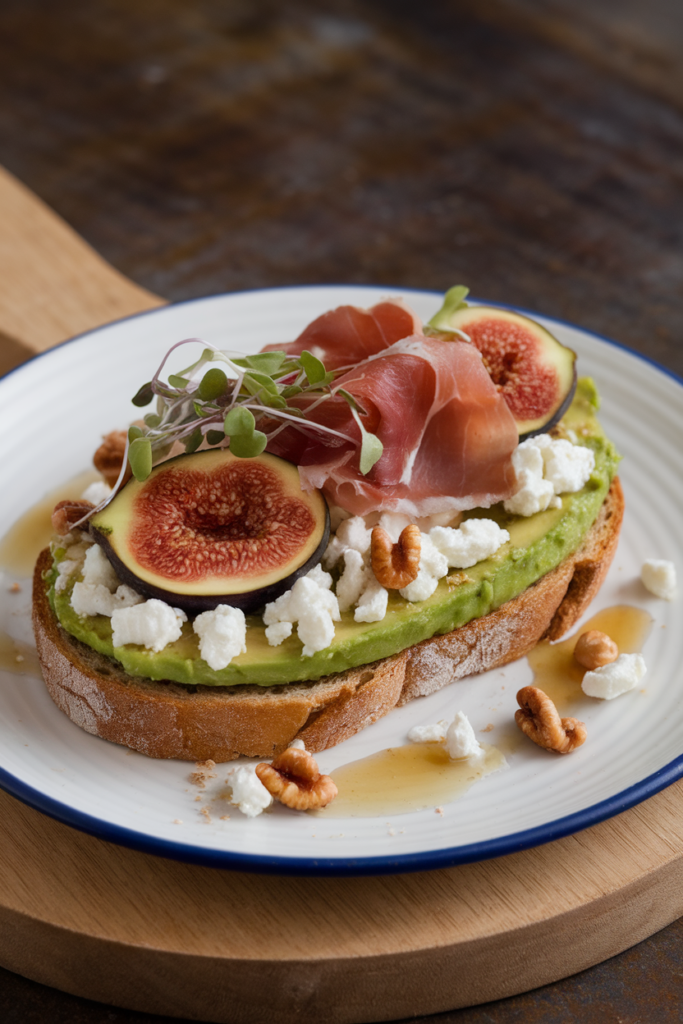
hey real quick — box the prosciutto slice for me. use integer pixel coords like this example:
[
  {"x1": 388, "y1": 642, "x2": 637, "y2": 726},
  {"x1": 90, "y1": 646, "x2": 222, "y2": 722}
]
[
  {"x1": 263, "y1": 298, "x2": 422, "y2": 371},
  {"x1": 267, "y1": 334, "x2": 518, "y2": 517}
]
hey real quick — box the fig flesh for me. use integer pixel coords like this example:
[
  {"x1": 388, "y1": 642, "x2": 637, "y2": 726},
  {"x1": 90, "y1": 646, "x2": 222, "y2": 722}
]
[
  {"x1": 89, "y1": 450, "x2": 329, "y2": 614},
  {"x1": 438, "y1": 306, "x2": 577, "y2": 438}
]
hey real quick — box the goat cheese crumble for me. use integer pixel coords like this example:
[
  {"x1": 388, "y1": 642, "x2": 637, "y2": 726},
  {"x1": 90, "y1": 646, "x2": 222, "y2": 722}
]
[
  {"x1": 227, "y1": 765, "x2": 273, "y2": 818},
  {"x1": 581, "y1": 653, "x2": 647, "y2": 700},
  {"x1": 504, "y1": 434, "x2": 594, "y2": 517},
  {"x1": 263, "y1": 570, "x2": 340, "y2": 656},
  {"x1": 408, "y1": 711, "x2": 485, "y2": 760},
  {"x1": 111, "y1": 600, "x2": 187, "y2": 653},
  {"x1": 641, "y1": 559, "x2": 677, "y2": 601},
  {"x1": 194, "y1": 605, "x2": 247, "y2": 670}
]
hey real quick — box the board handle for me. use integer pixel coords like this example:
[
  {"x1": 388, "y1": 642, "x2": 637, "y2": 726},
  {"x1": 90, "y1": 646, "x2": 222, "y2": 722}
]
[{"x1": 0, "y1": 165, "x2": 163, "y2": 372}]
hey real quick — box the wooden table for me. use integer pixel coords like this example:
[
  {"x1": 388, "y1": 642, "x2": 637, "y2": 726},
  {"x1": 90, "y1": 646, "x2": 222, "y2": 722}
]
[{"x1": 1, "y1": 1, "x2": 683, "y2": 1020}]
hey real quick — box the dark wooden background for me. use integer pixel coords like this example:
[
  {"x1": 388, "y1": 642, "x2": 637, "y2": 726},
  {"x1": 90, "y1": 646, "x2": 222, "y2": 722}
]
[{"x1": 1, "y1": 0, "x2": 683, "y2": 1021}]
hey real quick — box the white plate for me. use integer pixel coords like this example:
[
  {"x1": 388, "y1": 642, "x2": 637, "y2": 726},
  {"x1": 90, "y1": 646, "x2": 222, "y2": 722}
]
[{"x1": 0, "y1": 285, "x2": 680, "y2": 875}]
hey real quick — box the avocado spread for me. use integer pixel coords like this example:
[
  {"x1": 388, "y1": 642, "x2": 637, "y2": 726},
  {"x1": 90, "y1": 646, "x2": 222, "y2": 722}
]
[{"x1": 49, "y1": 379, "x2": 619, "y2": 688}]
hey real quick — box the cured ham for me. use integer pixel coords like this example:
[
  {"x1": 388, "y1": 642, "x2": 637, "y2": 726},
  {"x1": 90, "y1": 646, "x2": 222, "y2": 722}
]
[
  {"x1": 266, "y1": 326, "x2": 519, "y2": 517},
  {"x1": 263, "y1": 298, "x2": 422, "y2": 371}
]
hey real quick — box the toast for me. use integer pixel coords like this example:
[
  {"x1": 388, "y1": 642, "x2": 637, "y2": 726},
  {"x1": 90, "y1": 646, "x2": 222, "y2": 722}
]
[{"x1": 32, "y1": 478, "x2": 624, "y2": 761}]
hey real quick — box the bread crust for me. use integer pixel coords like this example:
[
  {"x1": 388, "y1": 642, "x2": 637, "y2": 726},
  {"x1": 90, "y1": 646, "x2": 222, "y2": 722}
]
[{"x1": 32, "y1": 478, "x2": 623, "y2": 761}]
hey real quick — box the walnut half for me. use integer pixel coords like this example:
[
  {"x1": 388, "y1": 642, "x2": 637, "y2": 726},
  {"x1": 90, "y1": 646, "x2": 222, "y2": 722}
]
[
  {"x1": 93, "y1": 430, "x2": 128, "y2": 487},
  {"x1": 255, "y1": 747, "x2": 338, "y2": 810},
  {"x1": 371, "y1": 524, "x2": 421, "y2": 589},
  {"x1": 515, "y1": 686, "x2": 586, "y2": 754}
]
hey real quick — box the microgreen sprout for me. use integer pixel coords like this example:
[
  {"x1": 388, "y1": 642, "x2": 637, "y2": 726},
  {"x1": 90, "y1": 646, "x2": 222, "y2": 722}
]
[
  {"x1": 103, "y1": 339, "x2": 385, "y2": 499},
  {"x1": 424, "y1": 284, "x2": 472, "y2": 341}
]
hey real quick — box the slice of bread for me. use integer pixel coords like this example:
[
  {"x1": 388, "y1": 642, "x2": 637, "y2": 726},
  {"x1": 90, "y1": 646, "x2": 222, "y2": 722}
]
[{"x1": 32, "y1": 478, "x2": 623, "y2": 761}]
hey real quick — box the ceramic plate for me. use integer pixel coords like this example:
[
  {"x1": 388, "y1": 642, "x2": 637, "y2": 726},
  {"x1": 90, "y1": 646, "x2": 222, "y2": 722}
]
[{"x1": 0, "y1": 285, "x2": 680, "y2": 875}]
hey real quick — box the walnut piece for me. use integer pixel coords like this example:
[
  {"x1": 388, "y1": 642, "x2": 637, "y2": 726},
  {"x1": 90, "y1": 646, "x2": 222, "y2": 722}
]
[
  {"x1": 574, "y1": 630, "x2": 619, "y2": 670},
  {"x1": 93, "y1": 430, "x2": 128, "y2": 487},
  {"x1": 515, "y1": 686, "x2": 586, "y2": 754},
  {"x1": 51, "y1": 499, "x2": 95, "y2": 536},
  {"x1": 371, "y1": 524, "x2": 421, "y2": 589},
  {"x1": 255, "y1": 747, "x2": 338, "y2": 810}
]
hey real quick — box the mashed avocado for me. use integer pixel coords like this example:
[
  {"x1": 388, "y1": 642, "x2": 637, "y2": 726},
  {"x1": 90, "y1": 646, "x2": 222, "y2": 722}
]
[{"x1": 49, "y1": 379, "x2": 619, "y2": 688}]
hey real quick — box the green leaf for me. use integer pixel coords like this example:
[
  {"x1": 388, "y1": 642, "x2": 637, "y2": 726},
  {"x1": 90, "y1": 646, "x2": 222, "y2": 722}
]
[
  {"x1": 143, "y1": 413, "x2": 161, "y2": 429},
  {"x1": 132, "y1": 382, "x2": 154, "y2": 408},
  {"x1": 128, "y1": 437, "x2": 153, "y2": 481},
  {"x1": 282, "y1": 384, "x2": 303, "y2": 398},
  {"x1": 229, "y1": 430, "x2": 267, "y2": 458},
  {"x1": 233, "y1": 352, "x2": 287, "y2": 376},
  {"x1": 299, "y1": 350, "x2": 327, "y2": 385},
  {"x1": 241, "y1": 371, "x2": 279, "y2": 398},
  {"x1": 342, "y1": 393, "x2": 383, "y2": 475},
  {"x1": 224, "y1": 406, "x2": 256, "y2": 436},
  {"x1": 184, "y1": 426, "x2": 203, "y2": 454},
  {"x1": 169, "y1": 374, "x2": 190, "y2": 389},
  {"x1": 206, "y1": 429, "x2": 226, "y2": 446},
  {"x1": 198, "y1": 367, "x2": 228, "y2": 401},
  {"x1": 128, "y1": 425, "x2": 144, "y2": 442},
  {"x1": 426, "y1": 285, "x2": 470, "y2": 335},
  {"x1": 263, "y1": 393, "x2": 287, "y2": 409}
]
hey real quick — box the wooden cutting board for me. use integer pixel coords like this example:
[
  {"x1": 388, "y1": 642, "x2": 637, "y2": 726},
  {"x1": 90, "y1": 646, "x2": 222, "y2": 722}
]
[{"x1": 1, "y1": 163, "x2": 683, "y2": 1023}]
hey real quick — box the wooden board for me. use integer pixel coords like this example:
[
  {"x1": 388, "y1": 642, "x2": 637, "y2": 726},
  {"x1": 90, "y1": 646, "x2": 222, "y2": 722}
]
[{"x1": 1, "y1": 163, "x2": 683, "y2": 1022}]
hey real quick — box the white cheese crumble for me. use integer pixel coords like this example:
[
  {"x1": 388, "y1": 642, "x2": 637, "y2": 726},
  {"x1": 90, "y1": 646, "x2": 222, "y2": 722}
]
[
  {"x1": 399, "y1": 520, "x2": 509, "y2": 604},
  {"x1": 111, "y1": 599, "x2": 187, "y2": 653},
  {"x1": 504, "y1": 434, "x2": 594, "y2": 517},
  {"x1": 227, "y1": 765, "x2": 273, "y2": 818},
  {"x1": 71, "y1": 582, "x2": 144, "y2": 618},
  {"x1": 54, "y1": 536, "x2": 93, "y2": 593},
  {"x1": 263, "y1": 572, "x2": 340, "y2": 657},
  {"x1": 408, "y1": 711, "x2": 484, "y2": 760},
  {"x1": 81, "y1": 544, "x2": 119, "y2": 590},
  {"x1": 641, "y1": 559, "x2": 677, "y2": 601},
  {"x1": 354, "y1": 578, "x2": 388, "y2": 622},
  {"x1": 430, "y1": 519, "x2": 510, "y2": 569},
  {"x1": 322, "y1": 515, "x2": 372, "y2": 570},
  {"x1": 408, "y1": 721, "x2": 448, "y2": 744},
  {"x1": 581, "y1": 653, "x2": 647, "y2": 700},
  {"x1": 80, "y1": 480, "x2": 112, "y2": 505},
  {"x1": 194, "y1": 605, "x2": 247, "y2": 670},
  {"x1": 444, "y1": 711, "x2": 485, "y2": 760}
]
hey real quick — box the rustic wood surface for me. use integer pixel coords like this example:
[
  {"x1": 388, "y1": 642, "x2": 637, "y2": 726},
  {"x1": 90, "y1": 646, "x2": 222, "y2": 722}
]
[{"x1": 1, "y1": 0, "x2": 683, "y2": 1021}]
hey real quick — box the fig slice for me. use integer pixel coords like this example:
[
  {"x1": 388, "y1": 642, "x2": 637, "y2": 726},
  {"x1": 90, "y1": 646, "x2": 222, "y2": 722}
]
[
  {"x1": 436, "y1": 305, "x2": 577, "y2": 438},
  {"x1": 89, "y1": 450, "x2": 329, "y2": 614}
]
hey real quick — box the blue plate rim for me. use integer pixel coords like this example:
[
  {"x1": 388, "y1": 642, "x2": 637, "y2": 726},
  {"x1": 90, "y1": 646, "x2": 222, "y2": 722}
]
[{"x1": 3, "y1": 283, "x2": 681, "y2": 876}]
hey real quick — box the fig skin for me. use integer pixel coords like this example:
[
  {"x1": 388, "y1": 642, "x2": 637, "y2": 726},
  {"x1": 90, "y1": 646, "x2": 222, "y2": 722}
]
[
  {"x1": 436, "y1": 305, "x2": 577, "y2": 438},
  {"x1": 89, "y1": 450, "x2": 330, "y2": 615},
  {"x1": 92, "y1": 519, "x2": 330, "y2": 615},
  {"x1": 518, "y1": 364, "x2": 577, "y2": 441}
]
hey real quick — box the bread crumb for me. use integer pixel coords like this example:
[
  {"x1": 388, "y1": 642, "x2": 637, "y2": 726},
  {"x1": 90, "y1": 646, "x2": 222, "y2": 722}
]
[
  {"x1": 8, "y1": 582, "x2": 21, "y2": 593},
  {"x1": 220, "y1": 815, "x2": 231, "y2": 821},
  {"x1": 194, "y1": 795, "x2": 202, "y2": 802},
  {"x1": 173, "y1": 819, "x2": 183, "y2": 824},
  {"x1": 435, "y1": 806, "x2": 444, "y2": 816},
  {"x1": 481, "y1": 723, "x2": 494, "y2": 732},
  {"x1": 189, "y1": 759, "x2": 217, "y2": 788},
  {"x1": 388, "y1": 828, "x2": 396, "y2": 836},
  {"x1": 199, "y1": 807, "x2": 212, "y2": 823},
  {"x1": 15, "y1": 655, "x2": 24, "y2": 663}
]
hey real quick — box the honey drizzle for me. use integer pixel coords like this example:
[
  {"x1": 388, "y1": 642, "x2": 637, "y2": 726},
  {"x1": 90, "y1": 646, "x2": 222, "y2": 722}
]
[
  {"x1": 318, "y1": 742, "x2": 506, "y2": 818},
  {"x1": 0, "y1": 470, "x2": 99, "y2": 578},
  {"x1": 527, "y1": 605, "x2": 653, "y2": 710}
]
